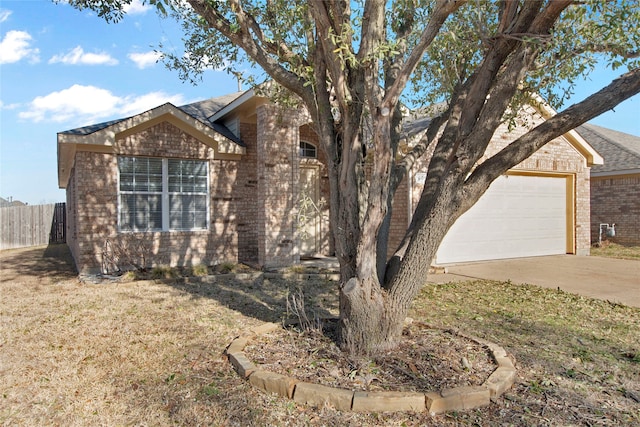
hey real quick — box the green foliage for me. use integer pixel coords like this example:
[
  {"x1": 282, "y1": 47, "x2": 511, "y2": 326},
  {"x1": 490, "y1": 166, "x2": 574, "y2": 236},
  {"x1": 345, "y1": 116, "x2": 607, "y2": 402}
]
[
  {"x1": 408, "y1": 0, "x2": 640, "y2": 111},
  {"x1": 65, "y1": 0, "x2": 640, "y2": 115},
  {"x1": 527, "y1": 0, "x2": 640, "y2": 109}
]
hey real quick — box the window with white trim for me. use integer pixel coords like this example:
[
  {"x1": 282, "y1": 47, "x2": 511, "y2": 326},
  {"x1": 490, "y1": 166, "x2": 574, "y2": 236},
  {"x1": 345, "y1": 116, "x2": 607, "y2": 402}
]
[
  {"x1": 118, "y1": 157, "x2": 209, "y2": 231},
  {"x1": 299, "y1": 141, "x2": 317, "y2": 158}
]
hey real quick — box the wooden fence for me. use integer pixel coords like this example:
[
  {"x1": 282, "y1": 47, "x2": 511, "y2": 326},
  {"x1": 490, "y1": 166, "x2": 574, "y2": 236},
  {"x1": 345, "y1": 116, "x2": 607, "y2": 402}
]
[{"x1": 0, "y1": 203, "x2": 66, "y2": 250}]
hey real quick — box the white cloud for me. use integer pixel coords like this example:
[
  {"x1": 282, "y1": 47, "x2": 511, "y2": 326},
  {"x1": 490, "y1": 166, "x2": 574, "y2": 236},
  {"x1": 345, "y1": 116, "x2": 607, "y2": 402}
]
[
  {"x1": 19, "y1": 84, "x2": 187, "y2": 124},
  {"x1": 0, "y1": 30, "x2": 40, "y2": 64},
  {"x1": 123, "y1": 0, "x2": 152, "y2": 15},
  {"x1": 0, "y1": 100, "x2": 19, "y2": 110},
  {"x1": 120, "y1": 92, "x2": 185, "y2": 116},
  {"x1": 128, "y1": 50, "x2": 162, "y2": 69},
  {"x1": 0, "y1": 9, "x2": 12, "y2": 23},
  {"x1": 49, "y1": 46, "x2": 118, "y2": 66}
]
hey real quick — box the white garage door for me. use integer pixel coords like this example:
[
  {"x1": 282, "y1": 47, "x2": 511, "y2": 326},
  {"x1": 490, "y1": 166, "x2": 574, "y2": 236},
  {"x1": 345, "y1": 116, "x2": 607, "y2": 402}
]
[{"x1": 435, "y1": 175, "x2": 567, "y2": 264}]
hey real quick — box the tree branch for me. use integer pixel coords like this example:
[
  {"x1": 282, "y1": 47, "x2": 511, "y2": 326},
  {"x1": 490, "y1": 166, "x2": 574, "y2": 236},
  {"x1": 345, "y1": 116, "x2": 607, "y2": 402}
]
[
  {"x1": 383, "y1": 0, "x2": 465, "y2": 109},
  {"x1": 465, "y1": 67, "x2": 640, "y2": 207},
  {"x1": 307, "y1": 0, "x2": 353, "y2": 111},
  {"x1": 186, "y1": 0, "x2": 313, "y2": 105}
]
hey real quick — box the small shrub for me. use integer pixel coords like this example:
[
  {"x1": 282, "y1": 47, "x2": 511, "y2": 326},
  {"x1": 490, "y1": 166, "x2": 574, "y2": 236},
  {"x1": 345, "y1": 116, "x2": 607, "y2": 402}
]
[
  {"x1": 286, "y1": 289, "x2": 322, "y2": 334},
  {"x1": 101, "y1": 233, "x2": 152, "y2": 274},
  {"x1": 190, "y1": 264, "x2": 209, "y2": 277},
  {"x1": 121, "y1": 270, "x2": 140, "y2": 281},
  {"x1": 152, "y1": 265, "x2": 179, "y2": 279},
  {"x1": 217, "y1": 262, "x2": 236, "y2": 274}
]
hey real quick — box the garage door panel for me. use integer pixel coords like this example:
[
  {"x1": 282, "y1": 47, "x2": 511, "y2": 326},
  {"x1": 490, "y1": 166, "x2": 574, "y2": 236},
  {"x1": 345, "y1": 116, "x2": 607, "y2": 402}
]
[{"x1": 435, "y1": 175, "x2": 567, "y2": 264}]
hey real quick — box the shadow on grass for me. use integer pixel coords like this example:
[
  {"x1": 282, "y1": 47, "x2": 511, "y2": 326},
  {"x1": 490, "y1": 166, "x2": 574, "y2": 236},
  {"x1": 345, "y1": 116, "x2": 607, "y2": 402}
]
[
  {"x1": 0, "y1": 243, "x2": 77, "y2": 284},
  {"x1": 166, "y1": 273, "x2": 339, "y2": 325},
  {"x1": 411, "y1": 280, "x2": 640, "y2": 424},
  {"x1": 1, "y1": 244, "x2": 338, "y2": 329}
]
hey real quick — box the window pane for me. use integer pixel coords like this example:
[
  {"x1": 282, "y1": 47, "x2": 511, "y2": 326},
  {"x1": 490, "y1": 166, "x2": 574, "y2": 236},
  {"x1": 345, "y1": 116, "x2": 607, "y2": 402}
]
[
  {"x1": 300, "y1": 141, "x2": 317, "y2": 158},
  {"x1": 119, "y1": 157, "x2": 208, "y2": 232},
  {"x1": 148, "y1": 158, "x2": 162, "y2": 174},
  {"x1": 120, "y1": 173, "x2": 134, "y2": 191},
  {"x1": 168, "y1": 176, "x2": 180, "y2": 192},
  {"x1": 147, "y1": 195, "x2": 162, "y2": 230},
  {"x1": 194, "y1": 211, "x2": 207, "y2": 229},
  {"x1": 118, "y1": 157, "x2": 134, "y2": 174},
  {"x1": 194, "y1": 176, "x2": 207, "y2": 192},
  {"x1": 132, "y1": 159, "x2": 144, "y2": 174},
  {"x1": 168, "y1": 159, "x2": 207, "y2": 194},
  {"x1": 148, "y1": 174, "x2": 163, "y2": 192},
  {"x1": 120, "y1": 193, "x2": 162, "y2": 231},
  {"x1": 169, "y1": 194, "x2": 207, "y2": 230},
  {"x1": 168, "y1": 160, "x2": 181, "y2": 175},
  {"x1": 120, "y1": 194, "x2": 135, "y2": 230}
]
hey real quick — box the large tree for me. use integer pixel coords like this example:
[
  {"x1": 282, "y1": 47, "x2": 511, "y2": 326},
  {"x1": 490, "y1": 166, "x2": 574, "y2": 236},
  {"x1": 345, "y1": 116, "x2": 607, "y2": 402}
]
[{"x1": 69, "y1": 0, "x2": 640, "y2": 354}]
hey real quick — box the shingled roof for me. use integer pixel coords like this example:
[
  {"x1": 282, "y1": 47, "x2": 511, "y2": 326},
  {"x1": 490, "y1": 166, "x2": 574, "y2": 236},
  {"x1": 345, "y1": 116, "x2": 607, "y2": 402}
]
[
  {"x1": 59, "y1": 91, "x2": 246, "y2": 146},
  {"x1": 577, "y1": 124, "x2": 640, "y2": 175}
]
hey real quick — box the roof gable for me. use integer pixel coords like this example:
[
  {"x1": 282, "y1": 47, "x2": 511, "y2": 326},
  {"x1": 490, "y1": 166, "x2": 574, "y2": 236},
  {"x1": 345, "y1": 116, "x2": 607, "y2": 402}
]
[
  {"x1": 58, "y1": 95, "x2": 248, "y2": 189},
  {"x1": 402, "y1": 99, "x2": 603, "y2": 167}
]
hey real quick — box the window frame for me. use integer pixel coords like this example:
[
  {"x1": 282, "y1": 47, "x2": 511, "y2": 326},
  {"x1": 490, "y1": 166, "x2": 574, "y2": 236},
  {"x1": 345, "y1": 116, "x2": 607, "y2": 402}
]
[
  {"x1": 117, "y1": 156, "x2": 210, "y2": 232},
  {"x1": 299, "y1": 140, "x2": 317, "y2": 159}
]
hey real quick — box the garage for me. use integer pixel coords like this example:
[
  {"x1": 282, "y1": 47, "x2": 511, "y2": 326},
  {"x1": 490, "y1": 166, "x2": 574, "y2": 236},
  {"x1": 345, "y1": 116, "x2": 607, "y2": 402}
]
[{"x1": 435, "y1": 174, "x2": 571, "y2": 264}]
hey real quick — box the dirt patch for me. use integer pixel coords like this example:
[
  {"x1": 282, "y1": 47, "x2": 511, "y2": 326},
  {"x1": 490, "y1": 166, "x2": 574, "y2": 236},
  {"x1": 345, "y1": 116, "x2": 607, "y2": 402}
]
[{"x1": 244, "y1": 321, "x2": 496, "y2": 393}]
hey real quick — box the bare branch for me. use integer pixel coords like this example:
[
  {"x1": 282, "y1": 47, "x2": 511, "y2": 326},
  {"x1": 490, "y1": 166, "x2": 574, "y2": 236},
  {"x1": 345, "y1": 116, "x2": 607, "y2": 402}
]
[{"x1": 307, "y1": 1, "x2": 353, "y2": 110}]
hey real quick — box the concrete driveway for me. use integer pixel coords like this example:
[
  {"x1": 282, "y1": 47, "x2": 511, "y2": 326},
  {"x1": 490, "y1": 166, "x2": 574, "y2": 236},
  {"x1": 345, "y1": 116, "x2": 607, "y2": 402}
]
[{"x1": 427, "y1": 255, "x2": 640, "y2": 308}]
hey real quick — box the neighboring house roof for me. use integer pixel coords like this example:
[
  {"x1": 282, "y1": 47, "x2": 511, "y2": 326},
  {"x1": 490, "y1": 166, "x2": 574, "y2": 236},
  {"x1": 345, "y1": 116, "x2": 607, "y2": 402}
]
[
  {"x1": 576, "y1": 123, "x2": 640, "y2": 176},
  {"x1": 58, "y1": 92, "x2": 249, "y2": 188}
]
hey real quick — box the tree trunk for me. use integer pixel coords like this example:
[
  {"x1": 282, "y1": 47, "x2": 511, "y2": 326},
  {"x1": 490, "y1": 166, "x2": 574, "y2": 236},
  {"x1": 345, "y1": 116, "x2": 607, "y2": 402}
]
[
  {"x1": 335, "y1": 168, "x2": 462, "y2": 354},
  {"x1": 338, "y1": 277, "x2": 406, "y2": 354}
]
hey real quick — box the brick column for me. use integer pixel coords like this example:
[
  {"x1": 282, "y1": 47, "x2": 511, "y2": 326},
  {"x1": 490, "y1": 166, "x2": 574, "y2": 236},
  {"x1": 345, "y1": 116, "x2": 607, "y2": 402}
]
[{"x1": 256, "y1": 104, "x2": 300, "y2": 267}]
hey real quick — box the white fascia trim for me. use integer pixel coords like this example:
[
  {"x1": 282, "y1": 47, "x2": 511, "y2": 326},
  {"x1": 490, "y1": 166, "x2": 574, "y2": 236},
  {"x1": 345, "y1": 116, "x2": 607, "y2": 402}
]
[
  {"x1": 529, "y1": 94, "x2": 604, "y2": 166},
  {"x1": 209, "y1": 89, "x2": 256, "y2": 122},
  {"x1": 57, "y1": 103, "x2": 246, "y2": 189}
]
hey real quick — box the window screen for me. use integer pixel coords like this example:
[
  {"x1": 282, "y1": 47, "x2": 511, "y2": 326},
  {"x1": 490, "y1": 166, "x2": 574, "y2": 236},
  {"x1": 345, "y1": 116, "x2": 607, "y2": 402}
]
[
  {"x1": 118, "y1": 157, "x2": 208, "y2": 231},
  {"x1": 168, "y1": 159, "x2": 208, "y2": 230}
]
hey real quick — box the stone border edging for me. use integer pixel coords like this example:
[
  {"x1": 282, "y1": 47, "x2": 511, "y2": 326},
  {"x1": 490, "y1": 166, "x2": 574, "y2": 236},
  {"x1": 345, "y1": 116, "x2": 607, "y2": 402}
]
[{"x1": 225, "y1": 322, "x2": 516, "y2": 414}]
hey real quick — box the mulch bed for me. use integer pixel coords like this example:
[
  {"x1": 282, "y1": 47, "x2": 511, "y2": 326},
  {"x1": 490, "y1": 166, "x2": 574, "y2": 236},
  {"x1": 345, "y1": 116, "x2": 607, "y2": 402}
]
[{"x1": 243, "y1": 319, "x2": 496, "y2": 393}]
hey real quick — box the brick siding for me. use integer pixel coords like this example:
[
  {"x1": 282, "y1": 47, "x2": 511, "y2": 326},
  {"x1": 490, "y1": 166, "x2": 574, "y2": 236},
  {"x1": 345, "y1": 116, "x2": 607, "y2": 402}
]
[
  {"x1": 590, "y1": 174, "x2": 640, "y2": 245},
  {"x1": 65, "y1": 102, "x2": 595, "y2": 273},
  {"x1": 67, "y1": 121, "x2": 239, "y2": 274}
]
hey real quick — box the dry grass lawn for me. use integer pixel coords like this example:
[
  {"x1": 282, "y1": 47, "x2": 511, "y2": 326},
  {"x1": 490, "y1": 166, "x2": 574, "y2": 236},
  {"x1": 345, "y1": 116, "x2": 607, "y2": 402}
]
[
  {"x1": 591, "y1": 242, "x2": 640, "y2": 260},
  {"x1": 1, "y1": 245, "x2": 638, "y2": 426}
]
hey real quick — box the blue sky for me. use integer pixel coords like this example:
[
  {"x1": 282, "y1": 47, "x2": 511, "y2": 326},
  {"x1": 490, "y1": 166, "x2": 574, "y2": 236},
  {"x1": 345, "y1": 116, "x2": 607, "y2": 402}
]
[{"x1": 1, "y1": 0, "x2": 639, "y2": 205}]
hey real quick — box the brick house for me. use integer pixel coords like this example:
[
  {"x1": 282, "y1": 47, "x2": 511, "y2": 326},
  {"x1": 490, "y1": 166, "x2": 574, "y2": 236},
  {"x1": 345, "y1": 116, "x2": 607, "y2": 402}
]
[
  {"x1": 57, "y1": 89, "x2": 602, "y2": 274},
  {"x1": 577, "y1": 124, "x2": 640, "y2": 246}
]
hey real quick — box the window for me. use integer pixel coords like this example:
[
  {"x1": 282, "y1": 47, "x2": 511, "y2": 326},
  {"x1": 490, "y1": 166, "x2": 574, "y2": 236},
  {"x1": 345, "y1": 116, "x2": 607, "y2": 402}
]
[
  {"x1": 118, "y1": 157, "x2": 208, "y2": 231},
  {"x1": 300, "y1": 141, "x2": 317, "y2": 159}
]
